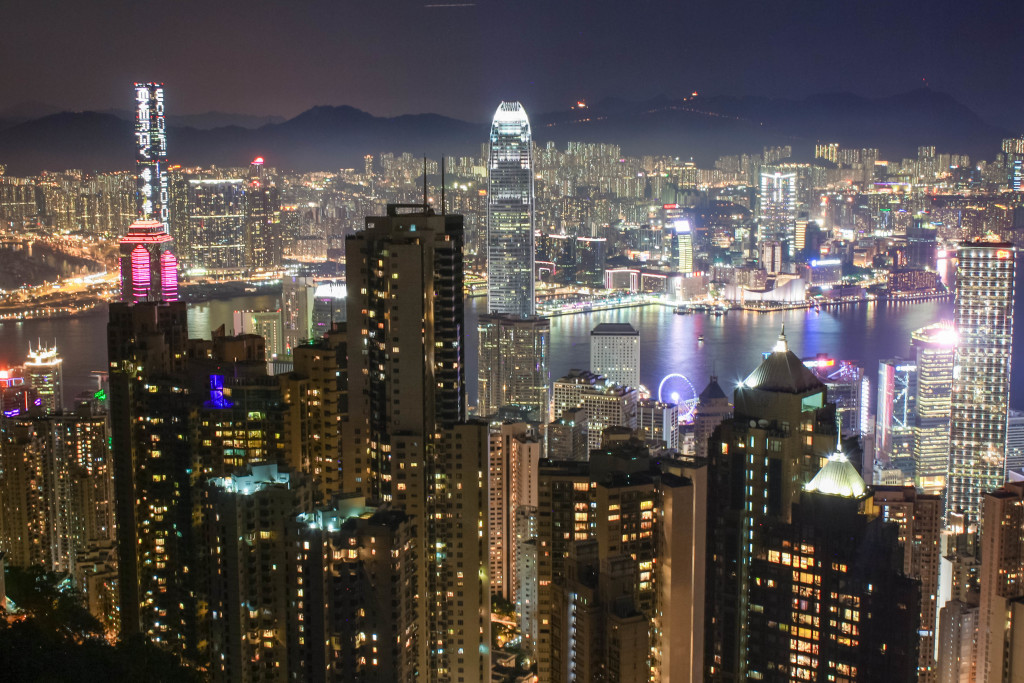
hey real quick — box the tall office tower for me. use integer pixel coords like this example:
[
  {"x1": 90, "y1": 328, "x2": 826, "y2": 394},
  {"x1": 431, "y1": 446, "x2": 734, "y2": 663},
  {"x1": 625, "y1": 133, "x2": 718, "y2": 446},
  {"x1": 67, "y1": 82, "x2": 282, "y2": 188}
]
[
  {"x1": 540, "y1": 439, "x2": 708, "y2": 682},
  {"x1": 282, "y1": 276, "x2": 315, "y2": 355},
  {"x1": 693, "y1": 376, "x2": 732, "y2": 460},
  {"x1": 877, "y1": 357, "x2": 918, "y2": 477},
  {"x1": 759, "y1": 238, "x2": 783, "y2": 275},
  {"x1": 673, "y1": 220, "x2": 695, "y2": 274},
  {"x1": 341, "y1": 205, "x2": 489, "y2": 680},
  {"x1": 875, "y1": 486, "x2": 944, "y2": 683},
  {"x1": 24, "y1": 342, "x2": 63, "y2": 413},
  {"x1": 637, "y1": 398, "x2": 679, "y2": 450},
  {"x1": 201, "y1": 464, "x2": 302, "y2": 683},
  {"x1": 279, "y1": 335, "x2": 345, "y2": 502},
  {"x1": 745, "y1": 458, "x2": 921, "y2": 682},
  {"x1": 487, "y1": 101, "x2": 535, "y2": 316},
  {"x1": 1006, "y1": 410, "x2": 1024, "y2": 474},
  {"x1": 589, "y1": 322, "x2": 640, "y2": 389},
  {"x1": 758, "y1": 169, "x2": 798, "y2": 254},
  {"x1": 574, "y1": 236, "x2": 607, "y2": 287},
  {"x1": 581, "y1": 382, "x2": 638, "y2": 451},
  {"x1": 134, "y1": 83, "x2": 168, "y2": 228},
  {"x1": 477, "y1": 313, "x2": 550, "y2": 422},
  {"x1": 244, "y1": 157, "x2": 281, "y2": 271},
  {"x1": 947, "y1": 242, "x2": 1016, "y2": 525},
  {"x1": 108, "y1": 301, "x2": 195, "y2": 654},
  {"x1": 311, "y1": 282, "x2": 347, "y2": 339},
  {"x1": 547, "y1": 406, "x2": 588, "y2": 461},
  {"x1": 937, "y1": 598, "x2": 981, "y2": 683},
  {"x1": 975, "y1": 483, "x2": 1024, "y2": 683},
  {"x1": 912, "y1": 323, "x2": 956, "y2": 492},
  {"x1": 802, "y1": 357, "x2": 869, "y2": 437},
  {"x1": 487, "y1": 422, "x2": 540, "y2": 603},
  {"x1": 907, "y1": 219, "x2": 939, "y2": 271},
  {"x1": 705, "y1": 331, "x2": 838, "y2": 680},
  {"x1": 184, "y1": 177, "x2": 246, "y2": 270},
  {"x1": 118, "y1": 218, "x2": 178, "y2": 303}
]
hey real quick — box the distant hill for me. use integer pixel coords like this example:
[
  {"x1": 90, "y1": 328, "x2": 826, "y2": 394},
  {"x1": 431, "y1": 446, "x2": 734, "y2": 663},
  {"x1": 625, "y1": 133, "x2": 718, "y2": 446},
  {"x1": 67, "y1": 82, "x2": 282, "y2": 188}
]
[{"x1": 0, "y1": 89, "x2": 1010, "y2": 175}]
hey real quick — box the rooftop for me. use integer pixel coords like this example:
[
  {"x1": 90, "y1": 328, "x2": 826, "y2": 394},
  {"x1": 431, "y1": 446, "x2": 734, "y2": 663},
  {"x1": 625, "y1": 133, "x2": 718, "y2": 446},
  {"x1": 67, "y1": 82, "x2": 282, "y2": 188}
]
[
  {"x1": 591, "y1": 322, "x2": 639, "y2": 336},
  {"x1": 742, "y1": 328, "x2": 825, "y2": 394},
  {"x1": 805, "y1": 452, "x2": 867, "y2": 499}
]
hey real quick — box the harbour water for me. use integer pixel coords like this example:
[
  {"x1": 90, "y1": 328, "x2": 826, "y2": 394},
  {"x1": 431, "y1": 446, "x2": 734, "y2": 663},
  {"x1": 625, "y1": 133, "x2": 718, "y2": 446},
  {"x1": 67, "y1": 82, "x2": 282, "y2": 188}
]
[{"x1": 0, "y1": 292, "x2": 1015, "y2": 416}]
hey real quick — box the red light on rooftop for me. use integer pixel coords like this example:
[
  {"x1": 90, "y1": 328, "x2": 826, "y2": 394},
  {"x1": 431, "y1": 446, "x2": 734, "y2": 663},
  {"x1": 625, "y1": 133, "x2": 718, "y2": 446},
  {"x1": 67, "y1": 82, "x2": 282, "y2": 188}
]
[
  {"x1": 663, "y1": 203, "x2": 679, "y2": 209},
  {"x1": 252, "y1": 157, "x2": 265, "y2": 165},
  {"x1": 997, "y1": 250, "x2": 1011, "y2": 259}
]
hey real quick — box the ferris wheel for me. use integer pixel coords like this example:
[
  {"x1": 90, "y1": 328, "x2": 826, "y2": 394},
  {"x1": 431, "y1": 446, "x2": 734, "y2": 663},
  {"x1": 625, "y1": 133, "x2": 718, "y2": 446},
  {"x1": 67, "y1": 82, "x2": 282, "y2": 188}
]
[{"x1": 658, "y1": 373, "x2": 699, "y2": 423}]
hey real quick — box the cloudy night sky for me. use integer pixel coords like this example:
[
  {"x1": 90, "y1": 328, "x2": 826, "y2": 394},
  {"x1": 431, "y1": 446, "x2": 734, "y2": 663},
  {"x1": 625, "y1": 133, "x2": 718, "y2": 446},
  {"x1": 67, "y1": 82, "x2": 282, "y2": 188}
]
[{"x1": 2, "y1": 0, "x2": 1022, "y2": 126}]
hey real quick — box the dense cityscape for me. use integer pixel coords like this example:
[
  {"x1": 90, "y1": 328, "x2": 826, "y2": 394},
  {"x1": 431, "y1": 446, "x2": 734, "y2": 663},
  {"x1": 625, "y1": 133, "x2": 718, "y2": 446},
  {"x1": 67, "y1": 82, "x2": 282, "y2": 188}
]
[{"x1": 0, "y1": 51, "x2": 1023, "y2": 683}]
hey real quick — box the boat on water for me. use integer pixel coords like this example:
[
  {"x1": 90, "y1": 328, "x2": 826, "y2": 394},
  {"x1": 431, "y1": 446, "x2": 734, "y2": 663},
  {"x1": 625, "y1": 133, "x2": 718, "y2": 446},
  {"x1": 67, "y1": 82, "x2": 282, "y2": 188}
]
[{"x1": 697, "y1": 335, "x2": 704, "y2": 343}]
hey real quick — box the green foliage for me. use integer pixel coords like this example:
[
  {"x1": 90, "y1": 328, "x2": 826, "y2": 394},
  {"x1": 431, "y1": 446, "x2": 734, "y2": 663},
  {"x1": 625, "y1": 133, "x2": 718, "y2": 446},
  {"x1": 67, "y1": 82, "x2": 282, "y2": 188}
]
[{"x1": 4, "y1": 565, "x2": 102, "y2": 637}]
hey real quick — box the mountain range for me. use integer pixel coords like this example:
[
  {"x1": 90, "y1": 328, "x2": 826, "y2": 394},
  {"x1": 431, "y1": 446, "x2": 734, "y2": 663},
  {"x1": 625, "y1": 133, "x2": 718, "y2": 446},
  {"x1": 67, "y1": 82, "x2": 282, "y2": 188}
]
[{"x1": 0, "y1": 89, "x2": 1011, "y2": 176}]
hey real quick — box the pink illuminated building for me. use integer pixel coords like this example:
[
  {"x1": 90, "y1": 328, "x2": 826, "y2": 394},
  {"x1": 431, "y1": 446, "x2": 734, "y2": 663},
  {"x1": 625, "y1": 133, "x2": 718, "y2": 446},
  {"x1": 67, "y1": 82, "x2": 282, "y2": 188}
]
[{"x1": 118, "y1": 219, "x2": 178, "y2": 303}]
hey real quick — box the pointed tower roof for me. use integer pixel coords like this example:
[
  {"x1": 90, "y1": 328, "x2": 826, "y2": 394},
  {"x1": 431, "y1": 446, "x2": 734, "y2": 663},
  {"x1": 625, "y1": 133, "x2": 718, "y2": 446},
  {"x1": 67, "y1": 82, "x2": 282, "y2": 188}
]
[
  {"x1": 699, "y1": 375, "x2": 727, "y2": 402},
  {"x1": 741, "y1": 327, "x2": 824, "y2": 394},
  {"x1": 805, "y1": 452, "x2": 867, "y2": 499}
]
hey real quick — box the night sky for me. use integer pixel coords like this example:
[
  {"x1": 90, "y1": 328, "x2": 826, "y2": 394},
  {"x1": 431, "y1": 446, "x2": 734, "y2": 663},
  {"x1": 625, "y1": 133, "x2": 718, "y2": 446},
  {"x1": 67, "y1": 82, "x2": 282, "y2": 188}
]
[{"x1": 2, "y1": 0, "x2": 1021, "y2": 127}]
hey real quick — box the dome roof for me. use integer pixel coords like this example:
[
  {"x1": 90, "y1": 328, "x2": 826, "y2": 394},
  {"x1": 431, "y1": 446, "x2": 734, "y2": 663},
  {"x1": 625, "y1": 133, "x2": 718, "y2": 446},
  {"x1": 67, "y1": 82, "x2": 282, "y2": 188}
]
[
  {"x1": 742, "y1": 328, "x2": 824, "y2": 394},
  {"x1": 805, "y1": 452, "x2": 867, "y2": 499}
]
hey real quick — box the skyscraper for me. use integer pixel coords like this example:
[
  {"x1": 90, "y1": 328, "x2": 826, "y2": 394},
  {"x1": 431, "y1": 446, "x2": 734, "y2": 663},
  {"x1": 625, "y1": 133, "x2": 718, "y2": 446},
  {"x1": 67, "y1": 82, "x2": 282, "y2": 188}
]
[
  {"x1": 976, "y1": 482, "x2": 1024, "y2": 683},
  {"x1": 134, "y1": 83, "x2": 168, "y2": 228},
  {"x1": 477, "y1": 313, "x2": 550, "y2": 422},
  {"x1": 876, "y1": 357, "x2": 917, "y2": 477},
  {"x1": 590, "y1": 322, "x2": 640, "y2": 389},
  {"x1": 912, "y1": 323, "x2": 956, "y2": 493},
  {"x1": 244, "y1": 157, "x2": 281, "y2": 271},
  {"x1": 183, "y1": 177, "x2": 246, "y2": 271},
  {"x1": 24, "y1": 342, "x2": 63, "y2": 413},
  {"x1": 341, "y1": 204, "x2": 490, "y2": 680},
  {"x1": 487, "y1": 101, "x2": 535, "y2": 316},
  {"x1": 946, "y1": 242, "x2": 1016, "y2": 525},
  {"x1": 118, "y1": 218, "x2": 179, "y2": 303},
  {"x1": 758, "y1": 169, "x2": 798, "y2": 255}
]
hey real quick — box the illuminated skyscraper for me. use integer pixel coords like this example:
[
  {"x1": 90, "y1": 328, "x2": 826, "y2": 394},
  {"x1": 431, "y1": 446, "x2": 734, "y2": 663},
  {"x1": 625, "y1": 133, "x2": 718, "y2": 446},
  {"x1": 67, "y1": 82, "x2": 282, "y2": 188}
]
[
  {"x1": 184, "y1": 177, "x2": 246, "y2": 271},
  {"x1": 946, "y1": 242, "x2": 1016, "y2": 525},
  {"x1": 341, "y1": 204, "x2": 490, "y2": 680},
  {"x1": 244, "y1": 157, "x2": 281, "y2": 271},
  {"x1": 134, "y1": 82, "x2": 168, "y2": 229},
  {"x1": 118, "y1": 218, "x2": 179, "y2": 303},
  {"x1": 758, "y1": 170, "x2": 798, "y2": 255},
  {"x1": 589, "y1": 322, "x2": 640, "y2": 389},
  {"x1": 911, "y1": 323, "x2": 956, "y2": 493},
  {"x1": 24, "y1": 342, "x2": 63, "y2": 413},
  {"x1": 876, "y1": 357, "x2": 917, "y2": 477},
  {"x1": 487, "y1": 101, "x2": 535, "y2": 316}
]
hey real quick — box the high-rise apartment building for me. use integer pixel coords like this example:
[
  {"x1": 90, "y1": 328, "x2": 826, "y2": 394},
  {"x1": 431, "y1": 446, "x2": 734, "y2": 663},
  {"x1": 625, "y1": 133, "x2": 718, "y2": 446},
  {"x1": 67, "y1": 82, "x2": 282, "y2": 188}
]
[
  {"x1": 705, "y1": 331, "x2": 838, "y2": 680},
  {"x1": 875, "y1": 486, "x2": 943, "y2": 683},
  {"x1": 487, "y1": 101, "x2": 535, "y2": 316},
  {"x1": 912, "y1": 323, "x2": 956, "y2": 492},
  {"x1": 947, "y1": 242, "x2": 1016, "y2": 525},
  {"x1": 119, "y1": 218, "x2": 179, "y2": 303},
  {"x1": 24, "y1": 342, "x2": 63, "y2": 413},
  {"x1": 341, "y1": 204, "x2": 489, "y2": 680},
  {"x1": 746, "y1": 460, "x2": 922, "y2": 682},
  {"x1": 976, "y1": 482, "x2": 1024, "y2": 683},
  {"x1": 477, "y1": 313, "x2": 550, "y2": 422},
  {"x1": 547, "y1": 407, "x2": 588, "y2": 461},
  {"x1": 693, "y1": 376, "x2": 732, "y2": 460},
  {"x1": 590, "y1": 322, "x2": 640, "y2": 389},
  {"x1": 637, "y1": 398, "x2": 679, "y2": 451},
  {"x1": 134, "y1": 82, "x2": 168, "y2": 228},
  {"x1": 487, "y1": 422, "x2": 540, "y2": 604}
]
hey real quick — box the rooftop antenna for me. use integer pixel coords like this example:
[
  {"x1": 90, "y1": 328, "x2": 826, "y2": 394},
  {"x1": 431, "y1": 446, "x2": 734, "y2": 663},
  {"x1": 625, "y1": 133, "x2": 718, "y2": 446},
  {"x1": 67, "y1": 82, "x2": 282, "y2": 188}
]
[
  {"x1": 440, "y1": 155, "x2": 446, "y2": 216},
  {"x1": 422, "y1": 155, "x2": 428, "y2": 212}
]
